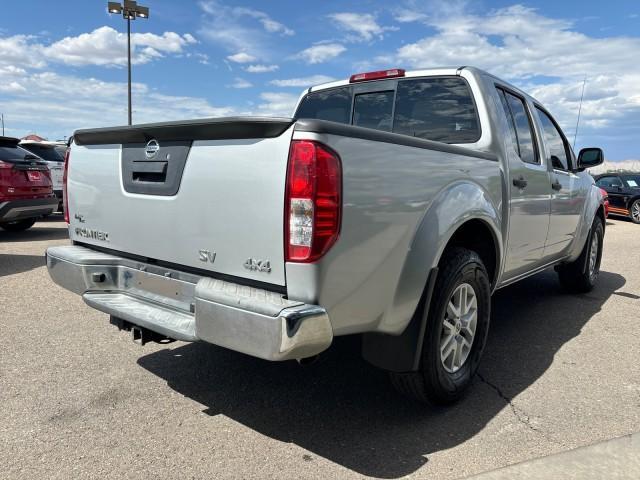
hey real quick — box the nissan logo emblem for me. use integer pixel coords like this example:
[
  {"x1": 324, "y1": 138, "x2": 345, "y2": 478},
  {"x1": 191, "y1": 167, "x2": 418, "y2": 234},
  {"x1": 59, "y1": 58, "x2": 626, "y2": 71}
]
[{"x1": 145, "y1": 139, "x2": 160, "y2": 159}]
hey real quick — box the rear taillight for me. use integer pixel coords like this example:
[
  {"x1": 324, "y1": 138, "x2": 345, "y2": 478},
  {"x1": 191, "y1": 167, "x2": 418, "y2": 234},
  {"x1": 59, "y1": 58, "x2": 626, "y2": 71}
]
[
  {"x1": 63, "y1": 148, "x2": 70, "y2": 223},
  {"x1": 285, "y1": 140, "x2": 341, "y2": 262},
  {"x1": 0, "y1": 161, "x2": 12, "y2": 201}
]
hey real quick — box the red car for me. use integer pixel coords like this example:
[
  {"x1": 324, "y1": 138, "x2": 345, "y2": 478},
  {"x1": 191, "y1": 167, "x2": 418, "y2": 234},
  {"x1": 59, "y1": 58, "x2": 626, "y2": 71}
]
[
  {"x1": 600, "y1": 187, "x2": 609, "y2": 218},
  {"x1": 0, "y1": 136, "x2": 58, "y2": 232}
]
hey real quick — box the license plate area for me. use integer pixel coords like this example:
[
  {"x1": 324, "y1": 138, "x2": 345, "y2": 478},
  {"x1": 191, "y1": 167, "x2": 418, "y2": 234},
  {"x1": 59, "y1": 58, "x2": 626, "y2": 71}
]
[
  {"x1": 27, "y1": 171, "x2": 42, "y2": 182},
  {"x1": 118, "y1": 267, "x2": 196, "y2": 312}
]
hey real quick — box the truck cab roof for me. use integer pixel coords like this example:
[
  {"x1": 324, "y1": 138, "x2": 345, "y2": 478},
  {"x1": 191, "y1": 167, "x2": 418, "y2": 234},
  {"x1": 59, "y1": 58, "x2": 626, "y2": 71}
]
[{"x1": 306, "y1": 65, "x2": 537, "y2": 105}]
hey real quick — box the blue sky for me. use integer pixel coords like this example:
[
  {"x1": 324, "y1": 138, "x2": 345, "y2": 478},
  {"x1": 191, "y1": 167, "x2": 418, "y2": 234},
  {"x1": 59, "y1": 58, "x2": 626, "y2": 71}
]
[{"x1": 0, "y1": 0, "x2": 639, "y2": 160}]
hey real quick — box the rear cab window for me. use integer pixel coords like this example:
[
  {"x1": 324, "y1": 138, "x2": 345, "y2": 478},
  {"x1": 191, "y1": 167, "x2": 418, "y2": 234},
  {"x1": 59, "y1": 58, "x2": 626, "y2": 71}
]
[
  {"x1": 294, "y1": 76, "x2": 481, "y2": 145},
  {"x1": 353, "y1": 91, "x2": 394, "y2": 131}
]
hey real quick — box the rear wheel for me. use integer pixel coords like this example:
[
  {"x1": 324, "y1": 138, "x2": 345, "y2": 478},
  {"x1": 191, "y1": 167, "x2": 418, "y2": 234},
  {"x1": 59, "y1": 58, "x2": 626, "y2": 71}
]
[
  {"x1": 390, "y1": 248, "x2": 491, "y2": 405},
  {"x1": 557, "y1": 216, "x2": 603, "y2": 293},
  {"x1": 0, "y1": 218, "x2": 37, "y2": 232},
  {"x1": 630, "y1": 199, "x2": 640, "y2": 224}
]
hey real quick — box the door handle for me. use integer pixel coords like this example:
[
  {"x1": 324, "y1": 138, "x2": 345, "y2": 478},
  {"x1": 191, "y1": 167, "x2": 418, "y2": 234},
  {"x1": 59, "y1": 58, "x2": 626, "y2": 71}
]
[
  {"x1": 551, "y1": 180, "x2": 562, "y2": 191},
  {"x1": 512, "y1": 176, "x2": 527, "y2": 189}
]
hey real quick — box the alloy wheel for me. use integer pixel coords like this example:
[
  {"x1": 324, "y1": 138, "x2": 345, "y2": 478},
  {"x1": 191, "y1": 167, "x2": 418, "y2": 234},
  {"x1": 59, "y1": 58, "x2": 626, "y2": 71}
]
[
  {"x1": 588, "y1": 231, "x2": 600, "y2": 280},
  {"x1": 440, "y1": 282, "x2": 478, "y2": 373},
  {"x1": 632, "y1": 202, "x2": 640, "y2": 223}
]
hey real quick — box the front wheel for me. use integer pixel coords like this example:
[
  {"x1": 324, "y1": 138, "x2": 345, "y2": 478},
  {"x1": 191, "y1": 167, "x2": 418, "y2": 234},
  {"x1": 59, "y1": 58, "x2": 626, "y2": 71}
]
[
  {"x1": 390, "y1": 248, "x2": 491, "y2": 405},
  {"x1": 0, "y1": 218, "x2": 37, "y2": 232},
  {"x1": 557, "y1": 216, "x2": 604, "y2": 293},
  {"x1": 630, "y1": 199, "x2": 640, "y2": 224}
]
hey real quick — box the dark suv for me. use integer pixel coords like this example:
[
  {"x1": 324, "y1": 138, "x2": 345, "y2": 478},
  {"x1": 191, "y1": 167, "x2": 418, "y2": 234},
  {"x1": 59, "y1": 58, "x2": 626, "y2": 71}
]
[
  {"x1": 0, "y1": 137, "x2": 58, "y2": 232},
  {"x1": 595, "y1": 172, "x2": 640, "y2": 224}
]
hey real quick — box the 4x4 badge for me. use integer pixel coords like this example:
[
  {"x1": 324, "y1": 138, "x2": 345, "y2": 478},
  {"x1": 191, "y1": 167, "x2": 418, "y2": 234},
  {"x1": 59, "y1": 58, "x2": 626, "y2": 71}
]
[{"x1": 243, "y1": 258, "x2": 271, "y2": 273}]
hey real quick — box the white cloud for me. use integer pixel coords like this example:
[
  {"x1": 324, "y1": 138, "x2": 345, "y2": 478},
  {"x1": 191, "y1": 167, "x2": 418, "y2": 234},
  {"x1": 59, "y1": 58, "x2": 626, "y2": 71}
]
[
  {"x1": 270, "y1": 75, "x2": 336, "y2": 87},
  {"x1": 0, "y1": 81, "x2": 26, "y2": 93},
  {"x1": 233, "y1": 7, "x2": 295, "y2": 36},
  {"x1": 0, "y1": 35, "x2": 46, "y2": 68},
  {"x1": 328, "y1": 12, "x2": 395, "y2": 42},
  {"x1": 245, "y1": 64, "x2": 279, "y2": 73},
  {"x1": 227, "y1": 52, "x2": 257, "y2": 63},
  {"x1": 295, "y1": 43, "x2": 346, "y2": 64},
  {"x1": 0, "y1": 70, "x2": 237, "y2": 140},
  {"x1": 257, "y1": 92, "x2": 299, "y2": 117},
  {"x1": 229, "y1": 77, "x2": 253, "y2": 89},
  {"x1": 393, "y1": 8, "x2": 429, "y2": 23},
  {"x1": 198, "y1": 1, "x2": 293, "y2": 59},
  {"x1": 194, "y1": 52, "x2": 210, "y2": 65},
  {"x1": 380, "y1": 5, "x2": 640, "y2": 150},
  {"x1": 45, "y1": 27, "x2": 197, "y2": 66},
  {"x1": 0, "y1": 27, "x2": 198, "y2": 68}
]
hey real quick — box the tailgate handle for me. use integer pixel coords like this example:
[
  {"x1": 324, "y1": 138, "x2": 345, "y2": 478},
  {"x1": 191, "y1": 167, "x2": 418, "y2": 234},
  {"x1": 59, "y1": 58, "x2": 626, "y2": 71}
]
[{"x1": 131, "y1": 161, "x2": 168, "y2": 183}]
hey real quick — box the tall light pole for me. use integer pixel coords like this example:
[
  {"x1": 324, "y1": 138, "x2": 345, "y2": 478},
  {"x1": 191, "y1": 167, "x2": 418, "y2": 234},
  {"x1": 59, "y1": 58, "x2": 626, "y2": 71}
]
[{"x1": 107, "y1": 1, "x2": 149, "y2": 125}]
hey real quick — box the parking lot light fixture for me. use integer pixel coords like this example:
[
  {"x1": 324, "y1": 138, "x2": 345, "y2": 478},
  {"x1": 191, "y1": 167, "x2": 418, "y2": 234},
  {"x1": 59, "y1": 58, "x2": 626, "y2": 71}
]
[
  {"x1": 107, "y1": 2, "x2": 122, "y2": 14},
  {"x1": 106, "y1": 1, "x2": 150, "y2": 125}
]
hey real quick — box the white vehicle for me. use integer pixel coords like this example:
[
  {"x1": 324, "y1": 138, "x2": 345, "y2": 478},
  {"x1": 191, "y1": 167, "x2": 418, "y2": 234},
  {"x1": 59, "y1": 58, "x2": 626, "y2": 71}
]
[{"x1": 19, "y1": 140, "x2": 66, "y2": 210}]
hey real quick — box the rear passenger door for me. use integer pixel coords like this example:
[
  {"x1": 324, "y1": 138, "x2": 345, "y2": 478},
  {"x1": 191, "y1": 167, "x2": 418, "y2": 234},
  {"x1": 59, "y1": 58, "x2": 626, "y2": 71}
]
[
  {"x1": 533, "y1": 107, "x2": 585, "y2": 258},
  {"x1": 495, "y1": 87, "x2": 552, "y2": 281}
]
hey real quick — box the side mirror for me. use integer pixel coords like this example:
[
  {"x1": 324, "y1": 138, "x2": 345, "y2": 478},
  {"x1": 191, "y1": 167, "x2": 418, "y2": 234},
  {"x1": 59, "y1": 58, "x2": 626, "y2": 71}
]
[{"x1": 577, "y1": 147, "x2": 604, "y2": 170}]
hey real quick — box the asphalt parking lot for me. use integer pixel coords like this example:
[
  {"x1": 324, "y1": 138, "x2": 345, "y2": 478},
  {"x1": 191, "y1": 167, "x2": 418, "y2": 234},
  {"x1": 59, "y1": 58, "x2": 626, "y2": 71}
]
[{"x1": 1, "y1": 215, "x2": 639, "y2": 479}]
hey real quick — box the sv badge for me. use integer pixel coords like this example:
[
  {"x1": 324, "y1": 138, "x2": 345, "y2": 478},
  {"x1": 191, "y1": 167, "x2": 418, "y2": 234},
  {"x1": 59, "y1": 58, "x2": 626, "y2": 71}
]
[{"x1": 198, "y1": 249, "x2": 216, "y2": 263}]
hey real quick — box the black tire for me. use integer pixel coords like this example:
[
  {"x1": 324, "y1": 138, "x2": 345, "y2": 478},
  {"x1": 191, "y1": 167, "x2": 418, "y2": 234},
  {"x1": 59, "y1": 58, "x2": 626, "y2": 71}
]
[
  {"x1": 630, "y1": 199, "x2": 640, "y2": 224},
  {"x1": 390, "y1": 247, "x2": 491, "y2": 405},
  {"x1": 0, "y1": 218, "x2": 37, "y2": 232},
  {"x1": 556, "y1": 216, "x2": 604, "y2": 293}
]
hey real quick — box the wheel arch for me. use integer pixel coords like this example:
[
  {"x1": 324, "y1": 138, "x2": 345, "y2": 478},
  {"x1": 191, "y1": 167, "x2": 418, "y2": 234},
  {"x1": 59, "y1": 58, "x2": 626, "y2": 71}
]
[
  {"x1": 628, "y1": 194, "x2": 640, "y2": 209},
  {"x1": 362, "y1": 181, "x2": 503, "y2": 372}
]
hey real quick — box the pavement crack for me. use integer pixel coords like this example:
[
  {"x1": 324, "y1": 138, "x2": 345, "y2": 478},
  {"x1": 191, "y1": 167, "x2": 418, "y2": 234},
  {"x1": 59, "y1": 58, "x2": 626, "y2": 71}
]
[{"x1": 477, "y1": 372, "x2": 562, "y2": 445}]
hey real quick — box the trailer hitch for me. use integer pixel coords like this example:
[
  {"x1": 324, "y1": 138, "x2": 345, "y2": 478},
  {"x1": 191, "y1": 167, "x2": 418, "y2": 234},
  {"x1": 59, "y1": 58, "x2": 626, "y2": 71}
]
[{"x1": 110, "y1": 315, "x2": 176, "y2": 346}]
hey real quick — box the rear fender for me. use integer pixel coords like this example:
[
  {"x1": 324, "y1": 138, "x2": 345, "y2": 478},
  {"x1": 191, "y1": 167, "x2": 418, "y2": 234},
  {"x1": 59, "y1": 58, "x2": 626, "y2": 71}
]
[
  {"x1": 362, "y1": 181, "x2": 502, "y2": 371},
  {"x1": 566, "y1": 184, "x2": 606, "y2": 262}
]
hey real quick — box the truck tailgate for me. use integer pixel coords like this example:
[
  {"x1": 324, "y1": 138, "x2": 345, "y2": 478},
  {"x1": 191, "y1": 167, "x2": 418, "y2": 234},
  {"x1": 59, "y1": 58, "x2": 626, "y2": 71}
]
[{"x1": 68, "y1": 118, "x2": 294, "y2": 286}]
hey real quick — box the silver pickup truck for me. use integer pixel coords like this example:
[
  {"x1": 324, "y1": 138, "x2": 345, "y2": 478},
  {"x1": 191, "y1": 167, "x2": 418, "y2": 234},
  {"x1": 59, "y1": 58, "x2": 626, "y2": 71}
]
[{"x1": 46, "y1": 66, "x2": 606, "y2": 404}]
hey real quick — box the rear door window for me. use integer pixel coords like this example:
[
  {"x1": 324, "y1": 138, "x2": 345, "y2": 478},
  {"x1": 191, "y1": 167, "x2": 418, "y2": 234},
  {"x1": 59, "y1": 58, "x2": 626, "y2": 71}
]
[
  {"x1": 496, "y1": 89, "x2": 519, "y2": 153},
  {"x1": 393, "y1": 77, "x2": 480, "y2": 143},
  {"x1": 353, "y1": 91, "x2": 394, "y2": 131},
  {"x1": 497, "y1": 88, "x2": 538, "y2": 164}
]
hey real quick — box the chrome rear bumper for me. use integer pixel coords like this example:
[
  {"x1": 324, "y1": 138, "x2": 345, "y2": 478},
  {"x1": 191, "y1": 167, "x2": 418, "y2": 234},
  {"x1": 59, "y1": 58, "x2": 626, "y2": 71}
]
[{"x1": 46, "y1": 245, "x2": 333, "y2": 360}]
